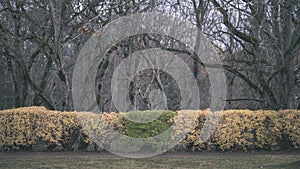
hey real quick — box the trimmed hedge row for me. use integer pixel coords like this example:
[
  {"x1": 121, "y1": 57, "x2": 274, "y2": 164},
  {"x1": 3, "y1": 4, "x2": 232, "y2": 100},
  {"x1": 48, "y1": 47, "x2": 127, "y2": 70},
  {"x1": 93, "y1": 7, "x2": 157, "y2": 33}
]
[
  {"x1": 0, "y1": 107, "x2": 299, "y2": 152},
  {"x1": 0, "y1": 107, "x2": 86, "y2": 151},
  {"x1": 180, "y1": 110, "x2": 300, "y2": 152}
]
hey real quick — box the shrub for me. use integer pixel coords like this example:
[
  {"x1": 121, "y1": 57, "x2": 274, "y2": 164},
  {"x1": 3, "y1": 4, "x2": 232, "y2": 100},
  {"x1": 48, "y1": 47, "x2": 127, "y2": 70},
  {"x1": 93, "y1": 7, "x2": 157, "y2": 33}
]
[
  {"x1": 0, "y1": 107, "x2": 85, "y2": 151},
  {"x1": 180, "y1": 110, "x2": 299, "y2": 152},
  {"x1": 0, "y1": 107, "x2": 299, "y2": 152},
  {"x1": 120, "y1": 110, "x2": 177, "y2": 138}
]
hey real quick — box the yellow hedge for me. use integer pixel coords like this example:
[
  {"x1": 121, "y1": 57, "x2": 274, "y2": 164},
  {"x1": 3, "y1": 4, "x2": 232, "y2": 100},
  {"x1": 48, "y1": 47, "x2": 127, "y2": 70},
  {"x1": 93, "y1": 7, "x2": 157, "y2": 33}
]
[
  {"x1": 0, "y1": 107, "x2": 299, "y2": 152},
  {"x1": 0, "y1": 107, "x2": 82, "y2": 151},
  {"x1": 179, "y1": 110, "x2": 300, "y2": 152}
]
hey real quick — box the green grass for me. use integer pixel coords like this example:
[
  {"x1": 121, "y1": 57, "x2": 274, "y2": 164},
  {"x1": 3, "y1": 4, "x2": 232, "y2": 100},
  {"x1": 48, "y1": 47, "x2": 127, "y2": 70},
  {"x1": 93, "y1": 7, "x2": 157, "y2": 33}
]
[{"x1": 0, "y1": 153, "x2": 299, "y2": 169}]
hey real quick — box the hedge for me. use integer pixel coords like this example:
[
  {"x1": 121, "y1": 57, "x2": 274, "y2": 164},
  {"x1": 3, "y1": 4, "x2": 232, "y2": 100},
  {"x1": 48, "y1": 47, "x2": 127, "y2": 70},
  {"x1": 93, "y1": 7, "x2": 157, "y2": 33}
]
[
  {"x1": 0, "y1": 107, "x2": 84, "y2": 151},
  {"x1": 0, "y1": 107, "x2": 299, "y2": 152},
  {"x1": 180, "y1": 110, "x2": 300, "y2": 152}
]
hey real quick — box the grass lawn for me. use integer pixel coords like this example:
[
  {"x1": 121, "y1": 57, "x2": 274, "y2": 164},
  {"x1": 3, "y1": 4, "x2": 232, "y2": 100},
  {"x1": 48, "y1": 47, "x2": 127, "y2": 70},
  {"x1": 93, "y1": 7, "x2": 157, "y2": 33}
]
[{"x1": 0, "y1": 152, "x2": 299, "y2": 169}]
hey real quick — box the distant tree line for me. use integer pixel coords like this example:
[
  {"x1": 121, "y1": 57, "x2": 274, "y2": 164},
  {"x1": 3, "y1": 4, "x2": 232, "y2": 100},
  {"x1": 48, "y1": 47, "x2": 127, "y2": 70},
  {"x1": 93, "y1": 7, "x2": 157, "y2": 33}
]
[{"x1": 0, "y1": 0, "x2": 299, "y2": 111}]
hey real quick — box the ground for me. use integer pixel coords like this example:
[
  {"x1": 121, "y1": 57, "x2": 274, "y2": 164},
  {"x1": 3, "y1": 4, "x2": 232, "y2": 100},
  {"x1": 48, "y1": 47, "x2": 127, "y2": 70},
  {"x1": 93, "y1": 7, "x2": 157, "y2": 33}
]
[{"x1": 0, "y1": 151, "x2": 299, "y2": 169}]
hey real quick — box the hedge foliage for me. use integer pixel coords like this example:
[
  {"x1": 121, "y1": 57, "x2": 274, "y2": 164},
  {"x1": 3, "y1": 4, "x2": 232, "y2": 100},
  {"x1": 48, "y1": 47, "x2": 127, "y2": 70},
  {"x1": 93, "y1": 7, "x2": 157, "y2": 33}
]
[
  {"x1": 0, "y1": 107, "x2": 84, "y2": 151},
  {"x1": 180, "y1": 110, "x2": 300, "y2": 152},
  {"x1": 120, "y1": 110, "x2": 177, "y2": 138},
  {"x1": 0, "y1": 107, "x2": 299, "y2": 152}
]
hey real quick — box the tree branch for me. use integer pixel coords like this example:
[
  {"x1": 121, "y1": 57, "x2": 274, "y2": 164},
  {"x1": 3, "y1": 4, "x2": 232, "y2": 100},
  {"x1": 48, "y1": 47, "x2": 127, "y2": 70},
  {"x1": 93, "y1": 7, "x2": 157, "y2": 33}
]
[{"x1": 209, "y1": 0, "x2": 257, "y2": 44}]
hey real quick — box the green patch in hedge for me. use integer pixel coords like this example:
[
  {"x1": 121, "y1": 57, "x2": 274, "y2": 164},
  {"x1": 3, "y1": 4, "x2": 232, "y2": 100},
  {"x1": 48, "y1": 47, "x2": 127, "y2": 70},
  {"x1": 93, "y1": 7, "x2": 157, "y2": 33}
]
[{"x1": 120, "y1": 110, "x2": 177, "y2": 138}]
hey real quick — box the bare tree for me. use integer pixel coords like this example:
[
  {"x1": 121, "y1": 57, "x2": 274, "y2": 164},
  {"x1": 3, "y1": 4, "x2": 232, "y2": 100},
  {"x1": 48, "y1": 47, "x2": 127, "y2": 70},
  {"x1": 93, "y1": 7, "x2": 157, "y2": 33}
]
[
  {"x1": 205, "y1": 0, "x2": 300, "y2": 109},
  {"x1": 0, "y1": 0, "x2": 299, "y2": 110}
]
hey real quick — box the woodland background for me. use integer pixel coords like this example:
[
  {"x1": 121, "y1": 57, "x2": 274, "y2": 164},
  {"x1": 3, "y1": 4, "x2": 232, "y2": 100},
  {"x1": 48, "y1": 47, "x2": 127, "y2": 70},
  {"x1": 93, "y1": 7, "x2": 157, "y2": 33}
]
[{"x1": 0, "y1": 0, "x2": 299, "y2": 111}]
